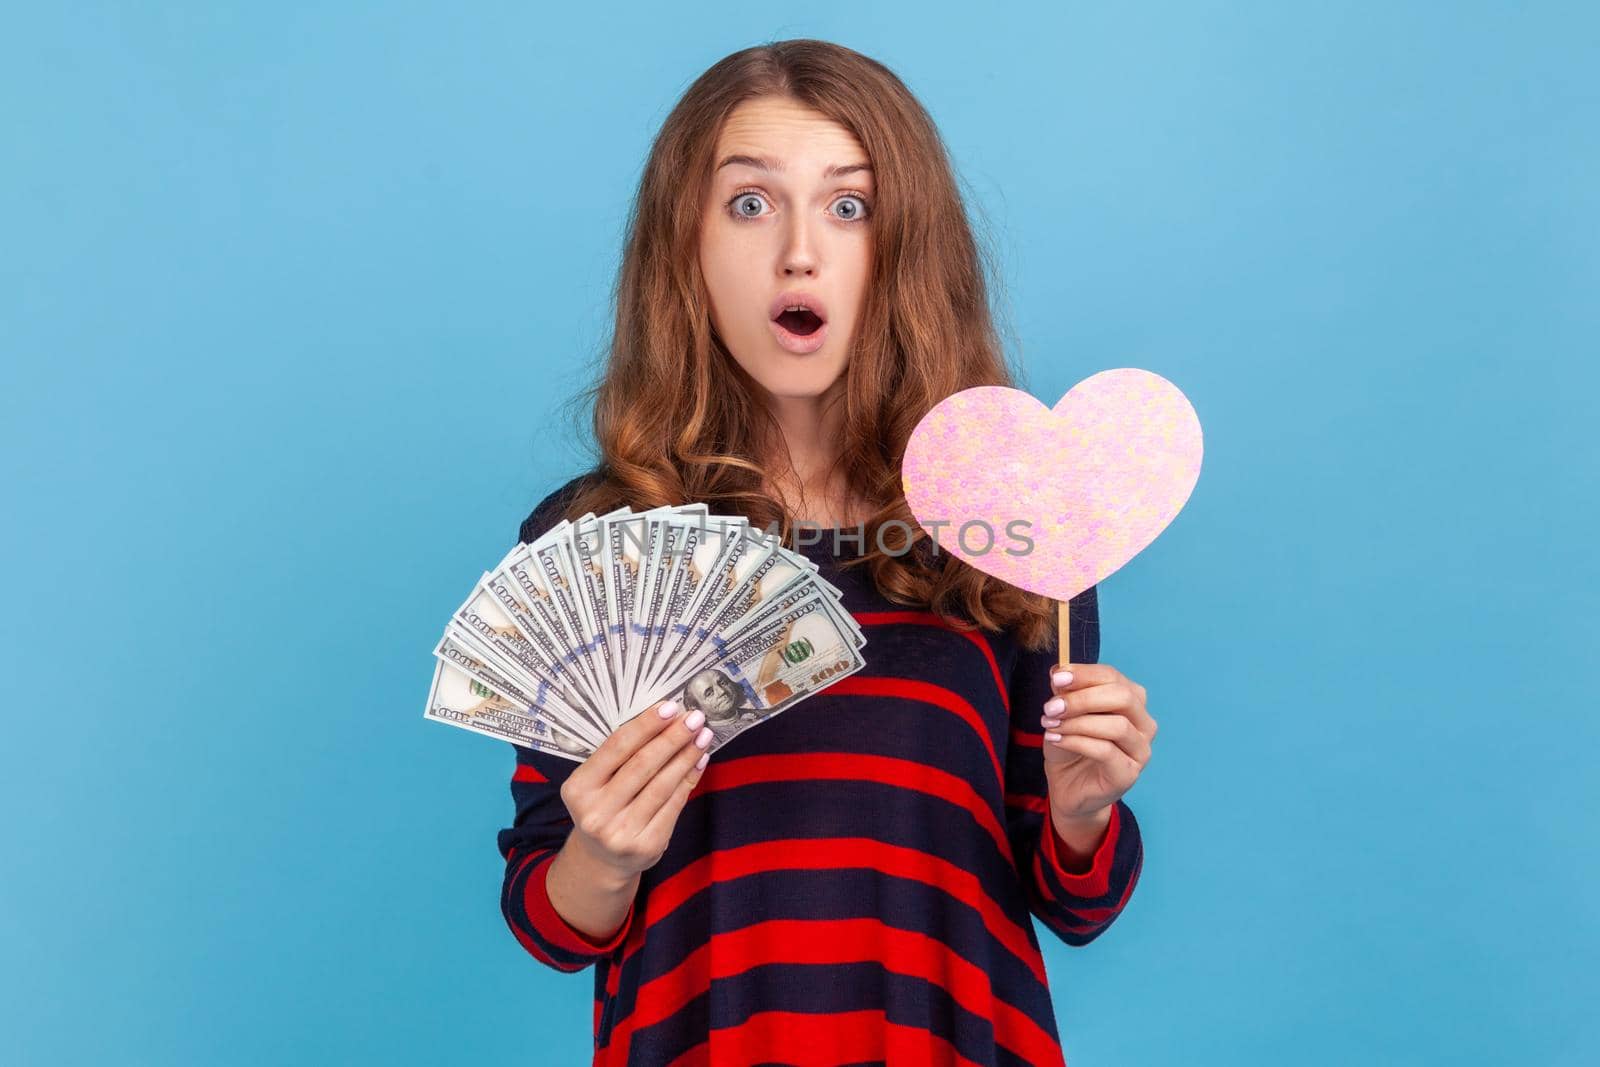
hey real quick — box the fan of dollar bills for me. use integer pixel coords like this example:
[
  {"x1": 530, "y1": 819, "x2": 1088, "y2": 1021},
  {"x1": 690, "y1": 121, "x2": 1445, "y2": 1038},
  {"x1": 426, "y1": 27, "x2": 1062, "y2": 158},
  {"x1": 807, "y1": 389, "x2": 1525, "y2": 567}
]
[{"x1": 424, "y1": 503, "x2": 868, "y2": 762}]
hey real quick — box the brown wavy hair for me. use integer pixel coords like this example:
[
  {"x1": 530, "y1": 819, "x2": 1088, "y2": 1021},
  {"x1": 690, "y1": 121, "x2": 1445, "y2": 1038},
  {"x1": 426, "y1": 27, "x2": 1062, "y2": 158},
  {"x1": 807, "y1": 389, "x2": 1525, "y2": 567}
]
[{"x1": 548, "y1": 38, "x2": 1059, "y2": 651}]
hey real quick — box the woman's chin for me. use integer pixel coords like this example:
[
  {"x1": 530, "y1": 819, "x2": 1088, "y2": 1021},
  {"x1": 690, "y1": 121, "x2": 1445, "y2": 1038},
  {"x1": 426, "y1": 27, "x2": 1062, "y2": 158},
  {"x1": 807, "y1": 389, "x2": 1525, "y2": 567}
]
[{"x1": 749, "y1": 359, "x2": 847, "y2": 400}]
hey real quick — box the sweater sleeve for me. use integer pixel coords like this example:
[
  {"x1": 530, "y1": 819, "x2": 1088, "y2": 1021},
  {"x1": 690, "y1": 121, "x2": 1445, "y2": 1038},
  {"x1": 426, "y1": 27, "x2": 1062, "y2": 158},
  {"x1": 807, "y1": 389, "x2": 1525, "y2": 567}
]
[
  {"x1": 1001, "y1": 585, "x2": 1145, "y2": 946},
  {"x1": 495, "y1": 470, "x2": 635, "y2": 972}
]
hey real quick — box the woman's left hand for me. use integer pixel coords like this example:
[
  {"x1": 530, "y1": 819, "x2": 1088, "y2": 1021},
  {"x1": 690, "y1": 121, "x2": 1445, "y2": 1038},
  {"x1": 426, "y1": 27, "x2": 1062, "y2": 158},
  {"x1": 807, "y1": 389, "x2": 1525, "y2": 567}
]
[{"x1": 1039, "y1": 662, "x2": 1158, "y2": 821}]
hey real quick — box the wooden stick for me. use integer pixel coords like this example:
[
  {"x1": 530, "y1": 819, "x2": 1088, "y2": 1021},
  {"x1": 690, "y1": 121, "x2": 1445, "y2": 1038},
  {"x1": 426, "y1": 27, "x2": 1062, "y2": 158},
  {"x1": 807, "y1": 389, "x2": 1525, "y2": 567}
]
[{"x1": 1057, "y1": 598, "x2": 1071, "y2": 669}]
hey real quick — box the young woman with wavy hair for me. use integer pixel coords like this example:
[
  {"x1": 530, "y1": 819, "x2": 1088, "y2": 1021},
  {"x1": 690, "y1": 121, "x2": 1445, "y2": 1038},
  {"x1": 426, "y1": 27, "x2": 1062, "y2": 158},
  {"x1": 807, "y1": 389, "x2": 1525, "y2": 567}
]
[{"x1": 496, "y1": 38, "x2": 1157, "y2": 1067}]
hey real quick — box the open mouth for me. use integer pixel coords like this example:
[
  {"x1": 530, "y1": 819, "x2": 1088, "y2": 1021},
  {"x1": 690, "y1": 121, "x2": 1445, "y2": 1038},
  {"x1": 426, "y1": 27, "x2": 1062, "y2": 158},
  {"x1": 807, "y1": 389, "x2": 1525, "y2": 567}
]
[{"x1": 774, "y1": 307, "x2": 825, "y2": 336}]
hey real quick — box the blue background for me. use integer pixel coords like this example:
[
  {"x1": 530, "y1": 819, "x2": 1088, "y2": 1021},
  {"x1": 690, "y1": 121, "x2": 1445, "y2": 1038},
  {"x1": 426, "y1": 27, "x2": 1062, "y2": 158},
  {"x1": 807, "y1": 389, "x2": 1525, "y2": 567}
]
[{"x1": 4, "y1": 4, "x2": 1595, "y2": 1064}]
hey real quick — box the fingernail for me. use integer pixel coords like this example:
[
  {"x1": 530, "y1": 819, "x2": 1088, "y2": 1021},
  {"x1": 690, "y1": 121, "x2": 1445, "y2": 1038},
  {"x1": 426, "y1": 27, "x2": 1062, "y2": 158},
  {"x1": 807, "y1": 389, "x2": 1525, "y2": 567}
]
[
  {"x1": 684, "y1": 709, "x2": 706, "y2": 731},
  {"x1": 695, "y1": 726, "x2": 713, "y2": 749},
  {"x1": 1042, "y1": 716, "x2": 1061, "y2": 728},
  {"x1": 1044, "y1": 697, "x2": 1065, "y2": 715},
  {"x1": 658, "y1": 700, "x2": 681, "y2": 719},
  {"x1": 1044, "y1": 732, "x2": 1062, "y2": 742},
  {"x1": 1051, "y1": 671, "x2": 1074, "y2": 688},
  {"x1": 695, "y1": 751, "x2": 709, "y2": 770}
]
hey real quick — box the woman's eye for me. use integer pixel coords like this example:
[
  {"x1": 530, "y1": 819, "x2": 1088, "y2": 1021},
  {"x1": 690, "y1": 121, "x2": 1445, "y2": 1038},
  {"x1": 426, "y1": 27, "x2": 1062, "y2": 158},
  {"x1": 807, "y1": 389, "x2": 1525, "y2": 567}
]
[
  {"x1": 726, "y1": 190, "x2": 872, "y2": 222},
  {"x1": 832, "y1": 194, "x2": 869, "y2": 221},
  {"x1": 731, "y1": 193, "x2": 766, "y2": 219}
]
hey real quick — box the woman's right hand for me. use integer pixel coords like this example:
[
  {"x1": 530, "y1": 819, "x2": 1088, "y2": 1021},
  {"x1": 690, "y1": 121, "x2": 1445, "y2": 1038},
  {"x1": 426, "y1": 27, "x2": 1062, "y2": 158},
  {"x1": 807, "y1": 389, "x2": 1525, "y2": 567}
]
[{"x1": 558, "y1": 698, "x2": 714, "y2": 879}]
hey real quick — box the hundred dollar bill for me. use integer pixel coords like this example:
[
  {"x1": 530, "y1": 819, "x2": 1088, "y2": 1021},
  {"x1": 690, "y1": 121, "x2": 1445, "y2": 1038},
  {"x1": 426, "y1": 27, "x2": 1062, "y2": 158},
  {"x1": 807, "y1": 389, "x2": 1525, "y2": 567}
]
[
  {"x1": 580, "y1": 506, "x2": 645, "y2": 724},
  {"x1": 423, "y1": 658, "x2": 594, "y2": 761},
  {"x1": 635, "y1": 585, "x2": 867, "y2": 754},
  {"x1": 567, "y1": 514, "x2": 621, "y2": 725},
  {"x1": 494, "y1": 545, "x2": 617, "y2": 731},
  {"x1": 525, "y1": 523, "x2": 614, "y2": 724},
  {"x1": 632, "y1": 509, "x2": 724, "y2": 706},
  {"x1": 716, "y1": 570, "x2": 864, "y2": 658},
  {"x1": 444, "y1": 618, "x2": 608, "y2": 750},
  {"x1": 643, "y1": 516, "x2": 784, "y2": 696},
  {"x1": 432, "y1": 631, "x2": 598, "y2": 746},
  {"x1": 616, "y1": 506, "x2": 692, "y2": 715},
  {"x1": 447, "y1": 572, "x2": 609, "y2": 745},
  {"x1": 635, "y1": 515, "x2": 747, "y2": 696},
  {"x1": 600, "y1": 509, "x2": 651, "y2": 721},
  {"x1": 651, "y1": 537, "x2": 857, "y2": 690},
  {"x1": 478, "y1": 563, "x2": 600, "y2": 712}
]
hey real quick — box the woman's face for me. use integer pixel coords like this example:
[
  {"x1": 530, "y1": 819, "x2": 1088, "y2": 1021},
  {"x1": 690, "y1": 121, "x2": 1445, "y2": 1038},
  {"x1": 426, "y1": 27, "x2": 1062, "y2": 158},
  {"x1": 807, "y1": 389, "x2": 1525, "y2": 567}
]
[{"x1": 699, "y1": 95, "x2": 874, "y2": 404}]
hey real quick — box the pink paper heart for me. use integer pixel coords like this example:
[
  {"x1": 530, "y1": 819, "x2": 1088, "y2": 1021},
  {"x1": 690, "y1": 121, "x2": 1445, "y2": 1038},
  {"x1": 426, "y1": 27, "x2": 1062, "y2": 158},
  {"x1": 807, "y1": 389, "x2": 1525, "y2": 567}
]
[{"x1": 901, "y1": 369, "x2": 1203, "y2": 602}]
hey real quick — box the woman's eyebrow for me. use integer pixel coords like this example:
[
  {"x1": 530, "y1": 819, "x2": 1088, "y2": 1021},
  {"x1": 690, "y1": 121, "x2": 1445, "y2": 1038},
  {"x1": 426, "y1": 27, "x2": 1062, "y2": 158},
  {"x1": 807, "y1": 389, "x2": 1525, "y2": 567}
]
[{"x1": 716, "y1": 153, "x2": 873, "y2": 180}]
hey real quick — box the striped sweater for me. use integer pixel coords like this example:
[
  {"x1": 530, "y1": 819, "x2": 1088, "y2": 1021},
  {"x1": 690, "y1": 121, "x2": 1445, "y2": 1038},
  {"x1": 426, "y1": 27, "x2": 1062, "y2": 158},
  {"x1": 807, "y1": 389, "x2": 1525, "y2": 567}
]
[{"x1": 497, "y1": 473, "x2": 1144, "y2": 1066}]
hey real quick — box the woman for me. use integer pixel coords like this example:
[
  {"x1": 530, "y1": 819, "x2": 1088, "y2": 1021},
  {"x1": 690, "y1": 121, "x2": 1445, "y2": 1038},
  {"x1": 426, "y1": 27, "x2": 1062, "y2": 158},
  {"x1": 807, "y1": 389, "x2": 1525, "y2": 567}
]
[{"x1": 497, "y1": 39, "x2": 1157, "y2": 1067}]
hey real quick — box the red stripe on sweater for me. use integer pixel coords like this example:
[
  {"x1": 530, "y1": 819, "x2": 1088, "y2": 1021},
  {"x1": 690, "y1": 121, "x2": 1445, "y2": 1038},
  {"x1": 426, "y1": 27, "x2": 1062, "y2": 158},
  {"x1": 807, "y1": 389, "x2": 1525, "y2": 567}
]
[
  {"x1": 1037, "y1": 819, "x2": 1143, "y2": 935},
  {"x1": 1005, "y1": 793, "x2": 1049, "y2": 814},
  {"x1": 600, "y1": 918, "x2": 1062, "y2": 1067},
  {"x1": 523, "y1": 850, "x2": 634, "y2": 956},
  {"x1": 617, "y1": 837, "x2": 1047, "y2": 987},
  {"x1": 855, "y1": 610, "x2": 1009, "y2": 712},
  {"x1": 826, "y1": 675, "x2": 1003, "y2": 784},
  {"x1": 509, "y1": 714, "x2": 1010, "y2": 952},
  {"x1": 602, "y1": 751, "x2": 1018, "y2": 1007},
  {"x1": 692, "y1": 752, "x2": 1014, "y2": 860},
  {"x1": 503, "y1": 848, "x2": 562, "y2": 968},
  {"x1": 660, "y1": 1009, "x2": 994, "y2": 1067},
  {"x1": 1034, "y1": 800, "x2": 1121, "y2": 901}
]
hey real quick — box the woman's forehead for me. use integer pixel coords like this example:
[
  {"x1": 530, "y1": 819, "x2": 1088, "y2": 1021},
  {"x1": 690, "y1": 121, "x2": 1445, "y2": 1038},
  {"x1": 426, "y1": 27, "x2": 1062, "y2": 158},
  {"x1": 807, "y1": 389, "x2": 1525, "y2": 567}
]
[{"x1": 715, "y1": 100, "x2": 868, "y2": 173}]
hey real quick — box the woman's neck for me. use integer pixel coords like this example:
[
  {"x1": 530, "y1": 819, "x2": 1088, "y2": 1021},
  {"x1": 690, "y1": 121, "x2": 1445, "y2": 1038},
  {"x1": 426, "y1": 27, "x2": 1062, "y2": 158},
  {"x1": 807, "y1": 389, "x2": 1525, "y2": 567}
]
[
  {"x1": 759, "y1": 382, "x2": 869, "y2": 527},
  {"x1": 767, "y1": 468, "x2": 870, "y2": 529}
]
